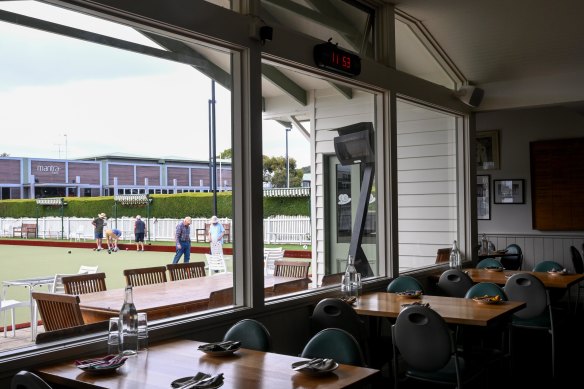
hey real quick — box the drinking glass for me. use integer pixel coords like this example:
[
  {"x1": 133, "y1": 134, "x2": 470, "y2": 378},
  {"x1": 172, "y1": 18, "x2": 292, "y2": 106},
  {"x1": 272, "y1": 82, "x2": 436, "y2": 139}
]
[
  {"x1": 108, "y1": 317, "x2": 122, "y2": 355},
  {"x1": 137, "y1": 312, "x2": 148, "y2": 351}
]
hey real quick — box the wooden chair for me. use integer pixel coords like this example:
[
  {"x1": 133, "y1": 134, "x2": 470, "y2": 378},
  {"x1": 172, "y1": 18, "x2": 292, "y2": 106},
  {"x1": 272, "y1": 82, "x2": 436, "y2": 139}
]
[
  {"x1": 273, "y1": 260, "x2": 310, "y2": 278},
  {"x1": 32, "y1": 292, "x2": 84, "y2": 332},
  {"x1": 271, "y1": 278, "x2": 309, "y2": 296},
  {"x1": 62, "y1": 273, "x2": 107, "y2": 295},
  {"x1": 320, "y1": 272, "x2": 343, "y2": 287},
  {"x1": 123, "y1": 266, "x2": 167, "y2": 287},
  {"x1": 435, "y1": 247, "x2": 451, "y2": 264},
  {"x1": 166, "y1": 262, "x2": 206, "y2": 281},
  {"x1": 207, "y1": 287, "x2": 233, "y2": 309},
  {"x1": 51, "y1": 273, "x2": 77, "y2": 294}
]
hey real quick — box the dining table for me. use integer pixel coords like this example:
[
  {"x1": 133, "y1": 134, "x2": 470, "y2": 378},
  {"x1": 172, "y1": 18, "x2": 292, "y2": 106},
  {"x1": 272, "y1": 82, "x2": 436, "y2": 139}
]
[
  {"x1": 464, "y1": 268, "x2": 584, "y2": 289},
  {"x1": 353, "y1": 291, "x2": 526, "y2": 327},
  {"x1": 35, "y1": 338, "x2": 379, "y2": 389},
  {"x1": 79, "y1": 273, "x2": 309, "y2": 323}
]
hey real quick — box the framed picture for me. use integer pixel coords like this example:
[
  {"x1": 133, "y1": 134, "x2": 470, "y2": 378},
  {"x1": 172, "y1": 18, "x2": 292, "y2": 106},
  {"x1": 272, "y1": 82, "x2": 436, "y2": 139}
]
[
  {"x1": 476, "y1": 175, "x2": 490, "y2": 219},
  {"x1": 494, "y1": 179, "x2": 524, "y2": 204},
  {"x1": 476, "y1": 130, "x2": 500, "y2": 170}
]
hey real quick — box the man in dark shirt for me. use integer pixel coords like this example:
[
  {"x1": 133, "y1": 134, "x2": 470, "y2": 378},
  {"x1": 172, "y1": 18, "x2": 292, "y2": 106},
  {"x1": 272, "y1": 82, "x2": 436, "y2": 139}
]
[
  {"x1": 92, "y1": 212, "x2": 107, "y2": 251},
  {"x1": 172, "y1": 216, "x2": 192, "y2": 264},
  {"x1": 134, "y1": 215, "x2": 146, "y2": 252}
]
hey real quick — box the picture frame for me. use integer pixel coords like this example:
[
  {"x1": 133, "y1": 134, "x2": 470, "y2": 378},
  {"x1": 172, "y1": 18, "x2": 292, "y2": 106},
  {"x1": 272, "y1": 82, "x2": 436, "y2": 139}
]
[
  {"x1": 476, "y1": 175, "x2": 490, "y2": 219},
  {"x1": 476, "y1": 130, "x2": 500, "y2": 170},
  {"x1": 494, "y1": 179, "x2": 524, "y2": 204}
]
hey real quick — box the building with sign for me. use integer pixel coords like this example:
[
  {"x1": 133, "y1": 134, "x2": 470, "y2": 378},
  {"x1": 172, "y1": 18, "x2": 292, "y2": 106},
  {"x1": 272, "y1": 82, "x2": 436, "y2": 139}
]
[{"x1": 0, "y1": 154, "x2": 232, "y2": 199}]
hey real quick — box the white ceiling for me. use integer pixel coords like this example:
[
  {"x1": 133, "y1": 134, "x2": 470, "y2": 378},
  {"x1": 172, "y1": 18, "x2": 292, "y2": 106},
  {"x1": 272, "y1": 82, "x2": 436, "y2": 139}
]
[{"x1": 390, "y1": 0, "x2": 584, "y2": 112}]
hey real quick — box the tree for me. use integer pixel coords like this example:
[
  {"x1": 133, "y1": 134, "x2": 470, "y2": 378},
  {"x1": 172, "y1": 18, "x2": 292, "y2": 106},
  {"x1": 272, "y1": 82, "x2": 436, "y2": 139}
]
[
  {"x1": 0, "y1": 152, "x2": 9, "y2": 157},
  {"x1": 263, "y1": 155, "x2": 303, "y2": 187},
  {"x1": 219, "y1": 148, "x2": 232, "y2": 159}
]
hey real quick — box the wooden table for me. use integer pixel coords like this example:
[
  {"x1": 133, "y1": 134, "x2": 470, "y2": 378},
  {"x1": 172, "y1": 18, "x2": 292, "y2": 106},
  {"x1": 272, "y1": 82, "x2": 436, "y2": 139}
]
[
  {"x1": 79, "y1": 274, "x2": 308, "y2": 323},
  {"x1": 354, "y1": 292, "x2": 526, "y2": 327},
  {"x1": 464, "y1": 268, "x2": 584, "y2": 289},
  {"x1": 36, "y1": 338, "x2": 379, "y2": 389}
]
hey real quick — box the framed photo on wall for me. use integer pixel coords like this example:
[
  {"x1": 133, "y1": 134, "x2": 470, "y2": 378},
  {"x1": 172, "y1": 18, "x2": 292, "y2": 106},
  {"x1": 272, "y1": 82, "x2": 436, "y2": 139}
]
[
  {"x1": 477, "y1": 175, "x2": 490, "y2": 220},
  {"x1": 476, "y1": 130, "x2": 500, "y2": 170},
  {"x1": 494, "y1": 179, "x2": 524, "y2": 204}
]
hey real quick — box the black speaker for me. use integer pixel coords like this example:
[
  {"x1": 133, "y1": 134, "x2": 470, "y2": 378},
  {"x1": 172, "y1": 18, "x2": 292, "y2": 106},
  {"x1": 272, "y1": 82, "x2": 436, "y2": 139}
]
[
  {"x1": 457, "y1": 85, "x2": 484, "y2": 108},
  {"x1": 332, "y1": 122, "x2": 374, "y2": 165}
]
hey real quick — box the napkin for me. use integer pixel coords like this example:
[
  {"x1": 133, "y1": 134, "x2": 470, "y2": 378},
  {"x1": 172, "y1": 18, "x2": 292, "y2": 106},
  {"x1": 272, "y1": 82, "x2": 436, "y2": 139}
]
[
  {"x1": 307, "y1": 359, "x2": 336, "y2": 371},
  {"x1": 198, "y1": 340, "x2": 241, "y2": 352},
  {"x1": 400, "y1": 301, "x2": 430, "y2": 308},
  {"x1": 75, "y1": 354, "x2": 127, "y2": 369},
  {"x1": 173, "y1": 373, "x2": 224, "y2": 389}
]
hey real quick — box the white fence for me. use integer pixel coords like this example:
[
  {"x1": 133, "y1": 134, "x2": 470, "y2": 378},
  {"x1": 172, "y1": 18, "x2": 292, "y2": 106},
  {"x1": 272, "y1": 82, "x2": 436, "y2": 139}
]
[{"x1": 0, "y1": 216, "x2": 311, "y2": 245}]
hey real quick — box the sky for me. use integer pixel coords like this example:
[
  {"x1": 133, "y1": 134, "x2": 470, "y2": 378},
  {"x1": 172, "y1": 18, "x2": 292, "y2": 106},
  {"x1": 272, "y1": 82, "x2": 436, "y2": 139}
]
[{"x1": 0, "y1": 1, "x2": 310, "y2": 167}]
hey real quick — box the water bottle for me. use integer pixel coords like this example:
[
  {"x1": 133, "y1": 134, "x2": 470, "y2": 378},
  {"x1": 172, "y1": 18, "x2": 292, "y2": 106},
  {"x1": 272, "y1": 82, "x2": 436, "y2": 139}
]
[
  {"x1": 481, "y1": 234, "x2": 489, "y2": 255},
  {"x1": 341, "y1": 255, "x2": 362, "y2": 299},
  {"x1": 119, "y1": 285, "x2": 138, "y2": 355},
  {"x1": 449, "y1": 240, "x2": 462, "y2": 269}
]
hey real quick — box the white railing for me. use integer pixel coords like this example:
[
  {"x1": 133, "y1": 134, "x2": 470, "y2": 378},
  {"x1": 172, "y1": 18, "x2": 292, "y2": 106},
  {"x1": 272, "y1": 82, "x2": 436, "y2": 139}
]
[{"x1": 0, "y1": 216, "x2": 312, "y2": 245}]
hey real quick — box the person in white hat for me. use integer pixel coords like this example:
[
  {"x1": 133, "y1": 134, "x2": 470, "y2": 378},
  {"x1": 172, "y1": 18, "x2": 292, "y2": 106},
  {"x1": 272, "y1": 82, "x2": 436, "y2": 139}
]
[
  {"x1": 134, "y1": 215, "x2": 146, "y2": 251},
  {"x1": 207, "y1": 215, "x2": 225, "y2": 257},
  {"x1": 91, "y1": 213, "x2": 107, "y2": 251}
]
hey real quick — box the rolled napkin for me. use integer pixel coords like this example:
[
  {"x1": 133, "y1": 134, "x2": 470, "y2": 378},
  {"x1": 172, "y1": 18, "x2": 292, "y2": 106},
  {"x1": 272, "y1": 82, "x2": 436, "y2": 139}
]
[
  {"x1": 198, "y1": 340, "x2": 241, "y2": 352},
  {"x1": 293, "y1": 358, "x2": 336, "y2": 371},
  {"x1": 400, "y1": 301, "x2": 430, "y2": 308}
]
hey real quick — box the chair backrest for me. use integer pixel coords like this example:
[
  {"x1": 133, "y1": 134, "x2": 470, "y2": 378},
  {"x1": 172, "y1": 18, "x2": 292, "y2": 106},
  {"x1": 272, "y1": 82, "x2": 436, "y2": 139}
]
[
  {"x1": 166, "y1": 262, "x2": 206, "y2": 281},
  {"x1": 273, "y1": 260, "x2": 310, "y2": 278},
  {"x1": 123, "y1": 266, "x2": 167, "y2": 287},
  {"x1": 62, "y1": 273, "x2": 107, "y2": 295},
  {"x1": 205, "y1": 254, "x2": 227, "y2": 273},
  {"x1": 464, "y1": 282, "x2": 508, "y2": 300},
  {"x1": 392, "y1": 306, "x2": 455, "y2": 372},
  {"x1": 500, "y1": 243, "x2": 523, "y2": 270},
  {"x1": 11, "y1": 370, "x2": 53, "y2": 389},
  {"x1": 223, "y1": 318, "x2": 271, "y2": 351},
  {"x1": 320, "y1": 272, "x2": 344, "y2": 287},
  {"x1": 435, "y1": 248, "x2": 451, "y2": 264},
  {"x1": 32, "y1": 292, "x2": 84, "y2": 332},
  {"x1": 271, "y1": 279, "x2": 308, "y2": 295},
  {"x1": 264, "y1": 247, "x2": 284, "y2": 275},
  {"x1": 476, "y1": 257, "x2": 503, "y2": 269},
  {"x1": 437, "y1": 269, "x2": 474, "y2": 297},
  {"x1": 386, "y1": 275, "x2": 424, "y2": 293},
  {"x1": 571, "y1": 246, "x2": 584, "y2": 274},
  {"x1": 207, "y1": 287, "x2": 233, "y2": 309},
  {"x1": 310, "y1": 298, "x2": 366, "y2": 343},
  {"x1": 504, "y1": 273, "x2": 549, "y2": 319},
  {"x1": 51, "y1": 273, "x2": 77, "y2": 294},
  {"x1": 533, "y1": 260, "x2": 564, "y2": 272},
  {"x1": 301, "y1": 328, "x2": 366, "y2": 367},
  {"x1": 78, "y1": 265, "x2": 99, "y2": 274}
]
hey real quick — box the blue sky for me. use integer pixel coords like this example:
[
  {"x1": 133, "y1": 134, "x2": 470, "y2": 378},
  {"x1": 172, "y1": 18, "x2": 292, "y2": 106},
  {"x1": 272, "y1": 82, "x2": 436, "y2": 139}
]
[{"x1": 0, "y1": 1, "x2": 310, "y2": 167}]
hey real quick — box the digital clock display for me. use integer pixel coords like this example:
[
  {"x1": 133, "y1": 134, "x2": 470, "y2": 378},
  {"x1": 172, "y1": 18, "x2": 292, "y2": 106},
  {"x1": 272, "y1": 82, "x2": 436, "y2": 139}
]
[{"x1": 313, "y1": 42, "x2": 361, "y2": 77}]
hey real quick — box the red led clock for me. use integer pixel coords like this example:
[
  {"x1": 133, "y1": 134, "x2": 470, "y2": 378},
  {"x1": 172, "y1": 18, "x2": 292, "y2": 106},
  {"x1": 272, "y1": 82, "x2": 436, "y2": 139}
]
[{"x1": 313, "y1": 41, "x2": 361, "y2": 77}]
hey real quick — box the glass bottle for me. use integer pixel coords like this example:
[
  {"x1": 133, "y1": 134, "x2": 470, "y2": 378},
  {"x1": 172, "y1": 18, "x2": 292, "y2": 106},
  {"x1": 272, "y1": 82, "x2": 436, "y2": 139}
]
[
  {"x1": 119, "y1": 285, "x2": 138, "y2": 355},
  {"x1": 481, "y1": 233, "x2": 489, "y2": 255},
  {"x1": 341, "y1": 255, "x2": 362, "y2": 299},
  {"x1": 449, "y1": 240, "x2": 462, "y2": 269}
]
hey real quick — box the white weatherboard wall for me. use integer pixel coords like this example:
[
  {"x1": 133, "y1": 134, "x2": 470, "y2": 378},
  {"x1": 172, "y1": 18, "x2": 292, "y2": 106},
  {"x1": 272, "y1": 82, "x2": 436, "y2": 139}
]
[{"x1": 397, "y1": 101, "x2": 458, "y2": 269}]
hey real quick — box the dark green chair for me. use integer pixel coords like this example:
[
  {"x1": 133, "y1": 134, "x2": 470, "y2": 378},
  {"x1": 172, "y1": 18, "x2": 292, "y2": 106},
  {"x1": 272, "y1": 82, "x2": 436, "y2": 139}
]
[
  {"x1": 11, "y1": 370, "x2": 53, "y2": 389},
  {"x1": 500, "y1": 244, "x2": 523, "y2": 270},
  {"x1": 533, "y1": 260, "x2": 564, "y2": 272},
  {"x1": 570, "y1": 246, "x2": 584, "y2": 312},
  {"x1": 476, "y1": 257, "x2": 503, "y2": 269},
  {"x1": 386, "y1": 275, "x2": 424, "y2": 293},
  {"x1": 392, "y1": 305, "x2": 484, "y2": 388},
  {"x1": 464, "y1": 282, "x2": 508, "y2": 300},
  {"x1": 505, "y1": 273, "x2": 556, "y2": 377},
  {"x1": 300, "y1": 328, "x2": 367, "y2": 367},
  {"x1": 223, "y1": 319, "x2": 271, "y2": 352}
]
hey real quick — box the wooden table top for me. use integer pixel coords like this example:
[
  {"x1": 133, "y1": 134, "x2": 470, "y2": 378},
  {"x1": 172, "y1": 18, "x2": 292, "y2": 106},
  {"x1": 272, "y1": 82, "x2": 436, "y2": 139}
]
[
  {"x1": 465, "y1": 268, "x2": 584, "y2": 289},
  {"x1": 353, "y1": 292, "x2": 526, "y2": 327},
  {"x1": 36, "y1": 338, "x2": 379, "y2": 389},
  {"x1": 79, "y1": 274, "x2": 305, "y2": 323}
]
